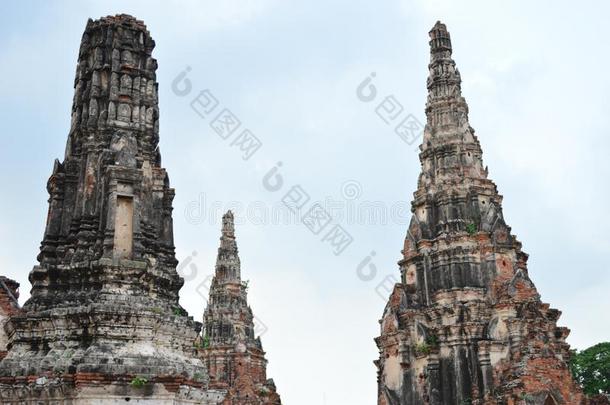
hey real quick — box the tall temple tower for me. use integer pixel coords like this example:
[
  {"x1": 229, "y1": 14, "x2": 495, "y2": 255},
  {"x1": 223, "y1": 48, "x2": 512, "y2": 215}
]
[
  {"x1": 199, "y1": 211, "x2": 282, "y2": 405},
  {"x1": 375, "y1": 22, "x2": 585, "y2": 405},
  {"x1": 0, "y1": 15, "x2": 224, "y2": 404}
]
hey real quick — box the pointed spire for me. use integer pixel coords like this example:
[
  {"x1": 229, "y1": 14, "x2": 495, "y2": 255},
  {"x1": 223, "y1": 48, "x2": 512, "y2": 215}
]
[
  {"x1": 416, "y1": 21, "x2": 489, "y2": 232},
  {"x1": 201, "y1": 213, "x2": 281, "y2": 403},
  {"x1": 214, "y1": 210, "x2": 241, "y2": 283},
  {"x1": 222, "y1": 210, "x2": 235, "y2": 238},
  {"x1": 425, "y1": 21, "x2": 468, "y2": 129},
  {"x1": 429, "y1": 21, "x2": 452, "y2": 56}
]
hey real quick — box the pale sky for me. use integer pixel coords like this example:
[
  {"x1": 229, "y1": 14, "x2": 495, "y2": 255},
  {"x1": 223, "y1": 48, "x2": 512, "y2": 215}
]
[{"x1": 0, "y1": 1, "x2": 609, "y2": 405}]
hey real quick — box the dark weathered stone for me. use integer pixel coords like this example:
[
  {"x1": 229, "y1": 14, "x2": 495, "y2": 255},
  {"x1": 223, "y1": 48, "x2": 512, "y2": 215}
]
[
  {"x1": 375, "y1": 22, "x2": 585, "y2": 405},
  {"x1": 0, "y1": 14, "x2": 225, "y2": 403},
  {"x1": 199, "y1": 211, "x2": 282, "y2": 405}
]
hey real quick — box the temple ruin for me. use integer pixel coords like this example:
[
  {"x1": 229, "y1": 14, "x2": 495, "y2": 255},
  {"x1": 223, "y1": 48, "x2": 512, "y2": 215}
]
[
  {"x1": 0, "y1": 11, "x2": 592, "y2": 405},
  {"x1": 0, "y1": 14, "x2": 283, "y2": 404},
  {"x1": 198, "y1": 211, "x2": 282, "y2": 405},
  {"x1": 0, "y1": 15, "x2": 224, "y2": 403},
  {"x1": 375, "y1": 22, "x2": 585, "y2": 405}
]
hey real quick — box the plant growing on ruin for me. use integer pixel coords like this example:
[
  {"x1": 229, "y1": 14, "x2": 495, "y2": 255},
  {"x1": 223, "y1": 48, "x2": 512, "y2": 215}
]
[
  {"x1": 466, "y1": 222, "x2": 477, "y2": 235},
  {"x1": 519, "y1": 392, "x2": 535, "y2": 401},
  {"x1": 202, "y1": 334, "x2": 211, "y2": 349},
  {"x1": 415, "y1": 342, "x2": 431, "y2": 356},
  {"x1": 130, "y1": 376, "x2": 148, "y2": 388},
  {"x1": 426, "y1": 334, "x2": 440, "y2": 348},
  {"x1": 194, "y1": 335, "x2": 210, "y2": 349},
  {"x1": 241, "y1": 280, "x2": 250, "y2": 291}
]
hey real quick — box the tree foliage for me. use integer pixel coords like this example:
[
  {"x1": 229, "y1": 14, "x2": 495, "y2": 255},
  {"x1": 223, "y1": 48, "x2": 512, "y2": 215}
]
[{"x1": 570, "y1": 342, "x2": 610, "y2": 396}]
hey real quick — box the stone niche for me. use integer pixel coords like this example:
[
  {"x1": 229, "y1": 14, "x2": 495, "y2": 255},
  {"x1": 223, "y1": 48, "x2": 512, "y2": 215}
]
[{"x1": 114, "y1": 195, "x2": 134, "y2": 259}]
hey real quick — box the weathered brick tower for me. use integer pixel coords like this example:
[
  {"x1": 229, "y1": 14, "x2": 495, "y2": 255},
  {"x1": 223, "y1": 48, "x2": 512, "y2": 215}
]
[
  {"x1": 199, "y1": 211, "x2": 282, "y2": 405},
  {"x1": 375, "y1": 22, "x2": 585, "y2": 405},
  {"x1": 0, "y1": 15, "x2": 224, "y2": 404}
]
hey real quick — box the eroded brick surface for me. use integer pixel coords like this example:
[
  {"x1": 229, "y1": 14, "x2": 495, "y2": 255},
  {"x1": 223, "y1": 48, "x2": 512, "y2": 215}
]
[{"x1": 375, "y1": 22, "x2": 586, "y2": 405}]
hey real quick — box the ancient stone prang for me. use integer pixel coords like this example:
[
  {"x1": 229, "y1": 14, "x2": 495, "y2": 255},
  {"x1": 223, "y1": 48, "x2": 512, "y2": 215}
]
[
  {"x1": 199, "y1": 211, "x2": 282, "y2": 405},
  {"x1": 375, "y1": 22, "x2": 585, "y2": 405},
  {"x1": 0, "y1": 14, "x2": 224, "y2": 404}
]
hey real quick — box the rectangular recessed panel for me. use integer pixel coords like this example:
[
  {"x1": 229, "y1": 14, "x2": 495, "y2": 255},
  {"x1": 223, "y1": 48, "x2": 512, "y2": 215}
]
[{"x1": 114, "y1": 196, "x2": 133, "y2": 259}]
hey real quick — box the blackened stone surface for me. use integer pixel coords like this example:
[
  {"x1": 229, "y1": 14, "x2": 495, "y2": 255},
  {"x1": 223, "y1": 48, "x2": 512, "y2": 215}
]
[{"x1": 0, "y1": 14, "x2": 224, "y2": 404}]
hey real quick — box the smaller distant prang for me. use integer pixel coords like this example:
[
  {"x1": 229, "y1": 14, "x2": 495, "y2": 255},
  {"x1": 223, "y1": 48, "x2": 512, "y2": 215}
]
[{"x1": 198, "y1": 211, "x2": 282, "y2": 405}]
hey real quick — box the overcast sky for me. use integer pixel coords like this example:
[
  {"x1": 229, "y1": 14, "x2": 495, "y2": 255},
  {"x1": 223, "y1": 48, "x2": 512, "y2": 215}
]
[{"x1": 1, "y1": 1, "x2": 609, "y2": 404}]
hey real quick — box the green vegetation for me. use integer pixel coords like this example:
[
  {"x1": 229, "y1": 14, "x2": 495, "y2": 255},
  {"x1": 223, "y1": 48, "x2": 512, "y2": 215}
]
[
  {"x1": 466, "y1": 222, "x2": 477, "y2": 235},
  {"x1": 519, "y1": 392, "x2": 534, "y2": 401},
  {"x1": 194, "y1": 335, "x2": 210, "y2": 349},
  {"x1": 415, "y1": 342, "x2": 431, "y2": 356},
  {"x1": 130, "y1": 376, "x2": 148, "y2": 388},
  {"x1": 570, "y1": 342, "x2": 610, "y2": 395},
  {"x1": 425, "y1": 334, "x2": 439, "y2": 347}
]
